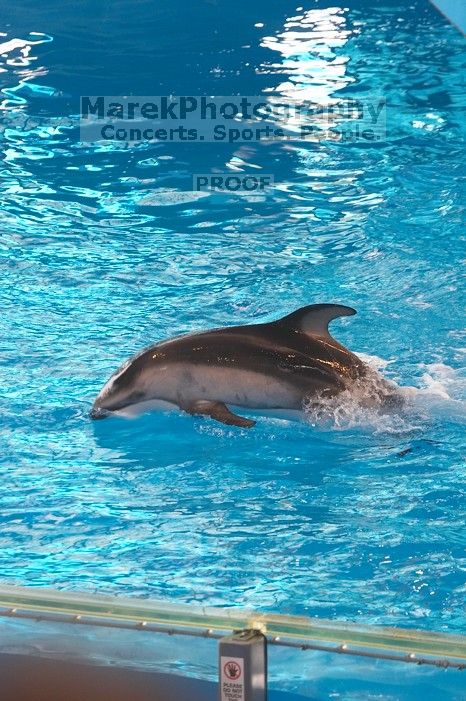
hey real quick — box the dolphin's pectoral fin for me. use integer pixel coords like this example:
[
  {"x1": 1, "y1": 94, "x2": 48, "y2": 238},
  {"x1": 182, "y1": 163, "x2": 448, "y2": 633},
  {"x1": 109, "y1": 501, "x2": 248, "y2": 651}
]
[
  {"x1": 184, "y1": 400, "x2": 256, "y2": 428},
  {"x1": 274, "y1": 303, "x2": 356, "y2": 340}
]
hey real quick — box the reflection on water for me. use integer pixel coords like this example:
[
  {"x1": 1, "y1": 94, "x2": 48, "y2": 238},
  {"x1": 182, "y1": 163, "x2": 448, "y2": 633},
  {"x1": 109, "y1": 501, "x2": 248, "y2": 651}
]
[
  {"x1": 261, "y1": 6, "x2": 352, "y2": 106},
  {"x1": 0, "y1": 32, "x2": 53, "y2": 98}
]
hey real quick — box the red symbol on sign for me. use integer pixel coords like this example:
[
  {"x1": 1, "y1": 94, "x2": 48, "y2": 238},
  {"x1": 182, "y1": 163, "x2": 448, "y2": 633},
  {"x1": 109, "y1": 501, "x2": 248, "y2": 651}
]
[{"x1": 224, "y1": 660, "x2": 242, "y2": 680}]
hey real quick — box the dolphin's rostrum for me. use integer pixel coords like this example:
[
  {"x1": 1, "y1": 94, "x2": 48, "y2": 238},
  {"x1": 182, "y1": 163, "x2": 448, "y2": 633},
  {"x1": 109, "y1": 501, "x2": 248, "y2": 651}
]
[{"x1": 91, "y1": 304, "x2": 395, "y2": 427}]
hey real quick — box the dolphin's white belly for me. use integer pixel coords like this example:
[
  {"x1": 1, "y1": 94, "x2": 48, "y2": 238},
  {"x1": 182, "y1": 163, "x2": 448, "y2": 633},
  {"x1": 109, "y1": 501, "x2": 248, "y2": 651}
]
[
  {"x1": 139, "y1": 362, "x2": 302, "y2": 410},
  {"x1": 114, "y1": 398, "x2": 179, "y2": 418},
  {"x1": 115, "y1": 400, "x2": 304, "y2": 423}
]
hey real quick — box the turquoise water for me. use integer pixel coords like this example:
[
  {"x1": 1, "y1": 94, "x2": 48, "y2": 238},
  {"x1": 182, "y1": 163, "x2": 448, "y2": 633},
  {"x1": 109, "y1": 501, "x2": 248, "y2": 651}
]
[{"x1": 1, "y1": 0, "x2": 465, "y2": 648}]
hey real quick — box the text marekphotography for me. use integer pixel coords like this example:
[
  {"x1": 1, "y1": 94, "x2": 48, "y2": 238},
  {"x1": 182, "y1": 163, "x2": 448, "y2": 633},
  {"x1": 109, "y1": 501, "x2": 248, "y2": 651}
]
[{"x1": 79, "y1": 96, "x2": 386, "y2": 144}]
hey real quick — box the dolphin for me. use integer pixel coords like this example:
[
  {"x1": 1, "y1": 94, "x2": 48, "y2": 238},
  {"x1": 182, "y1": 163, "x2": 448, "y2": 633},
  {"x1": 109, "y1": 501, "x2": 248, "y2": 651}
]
[{"x1": 90, "y1": 303, "x2": 398, "y2": 428}]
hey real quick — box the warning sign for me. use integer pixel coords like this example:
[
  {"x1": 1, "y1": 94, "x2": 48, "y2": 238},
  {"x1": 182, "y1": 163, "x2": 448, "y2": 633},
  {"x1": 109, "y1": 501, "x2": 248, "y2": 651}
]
[{"x1": 220, "y1": 656, "x2": 244, "y2": 701}]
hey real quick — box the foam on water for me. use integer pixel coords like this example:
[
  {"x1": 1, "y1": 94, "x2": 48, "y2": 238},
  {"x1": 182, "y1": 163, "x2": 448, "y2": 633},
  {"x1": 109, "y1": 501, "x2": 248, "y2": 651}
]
[
  {"x1": 401, "y1": 363, "x2": 466, "y2": 424},
  {"x1": 303, "y1": 353, "x2": 466, "y2": 435}
]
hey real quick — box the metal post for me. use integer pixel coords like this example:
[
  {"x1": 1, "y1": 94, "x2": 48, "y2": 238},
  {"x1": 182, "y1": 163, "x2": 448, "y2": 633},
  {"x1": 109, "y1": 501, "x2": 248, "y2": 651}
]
[{"x1": 219, "y1": 629, "x2": 267, "y2": 701}]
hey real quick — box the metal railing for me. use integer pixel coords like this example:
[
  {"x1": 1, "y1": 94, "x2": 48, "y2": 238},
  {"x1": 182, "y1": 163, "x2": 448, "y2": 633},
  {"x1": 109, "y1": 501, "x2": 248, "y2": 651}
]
[{"x1": 0, "y1": 584, "x2": 464, "y2": 671}]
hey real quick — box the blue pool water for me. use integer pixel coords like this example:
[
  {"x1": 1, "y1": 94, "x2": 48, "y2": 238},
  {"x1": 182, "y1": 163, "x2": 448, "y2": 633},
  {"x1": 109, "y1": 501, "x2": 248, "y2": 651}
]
[{"x1": 1, "y1": 0, "x2": 465, "y2": 644}]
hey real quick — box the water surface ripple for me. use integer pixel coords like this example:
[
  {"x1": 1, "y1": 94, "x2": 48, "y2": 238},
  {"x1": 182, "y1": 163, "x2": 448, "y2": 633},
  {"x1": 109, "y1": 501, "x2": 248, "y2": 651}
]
[{"x1": 0, "y1": 0, "x2": 465, "y2": 637}]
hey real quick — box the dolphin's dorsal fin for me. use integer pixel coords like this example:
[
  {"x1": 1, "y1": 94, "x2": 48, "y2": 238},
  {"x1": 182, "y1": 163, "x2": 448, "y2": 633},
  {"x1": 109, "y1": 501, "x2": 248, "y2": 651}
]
[{"x1": 274, "y1": 304, "x2": 356, "y2": 339}]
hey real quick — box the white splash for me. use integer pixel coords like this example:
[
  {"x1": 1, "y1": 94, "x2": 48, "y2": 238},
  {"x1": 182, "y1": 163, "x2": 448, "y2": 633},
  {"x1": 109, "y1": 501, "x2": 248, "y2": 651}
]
[
  {"x1": 303, "y1": 354, "x2": 465, "y2": 434},
  {"x1": 399, "y1": 363, "x2": 466, "y2": 424}
]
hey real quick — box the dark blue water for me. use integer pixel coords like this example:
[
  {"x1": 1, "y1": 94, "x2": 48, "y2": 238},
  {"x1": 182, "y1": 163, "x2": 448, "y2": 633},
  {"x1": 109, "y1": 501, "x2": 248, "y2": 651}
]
[{"x1": 1, "y1": 0, "x2": 465, "y2": 648}]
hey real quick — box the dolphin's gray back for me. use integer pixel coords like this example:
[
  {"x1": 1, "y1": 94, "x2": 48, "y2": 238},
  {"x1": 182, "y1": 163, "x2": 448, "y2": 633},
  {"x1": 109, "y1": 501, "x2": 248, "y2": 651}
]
[{"x1": 113, "y1": 303, "x2": 366, "y2": 397}]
